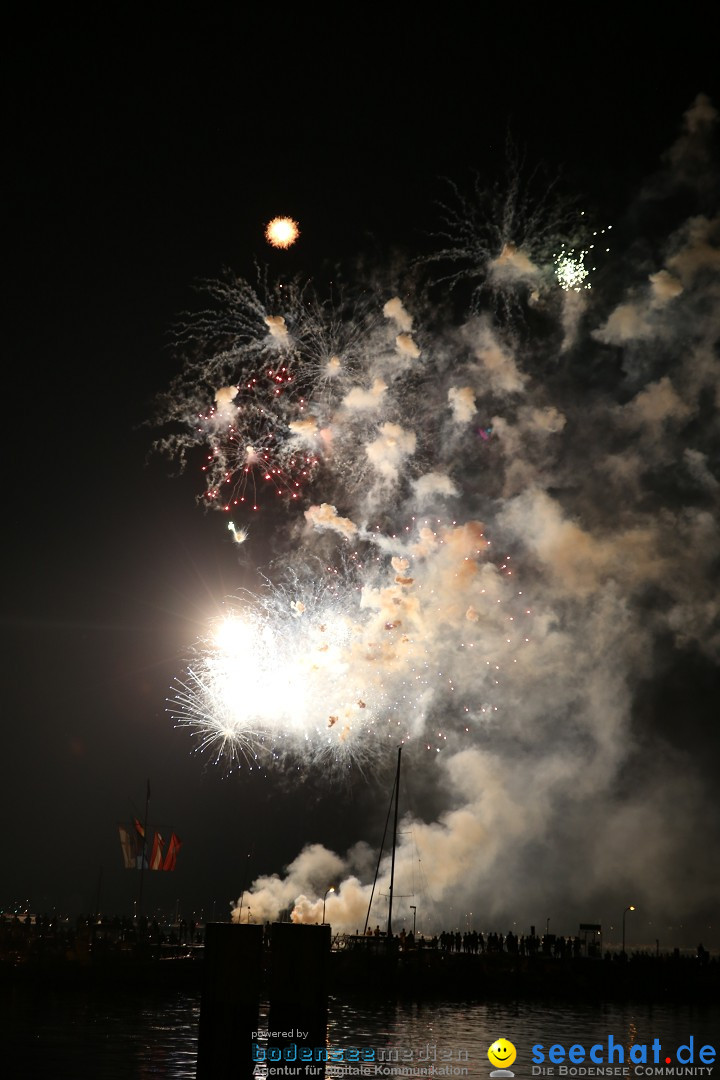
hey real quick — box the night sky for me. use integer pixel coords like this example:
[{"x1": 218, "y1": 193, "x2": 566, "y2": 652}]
[{"x1": 4, "y1": 13, "x2": 719, "y2": 948}]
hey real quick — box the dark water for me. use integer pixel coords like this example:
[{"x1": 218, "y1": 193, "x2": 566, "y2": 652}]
[{"x1": 1, "y1": 985, "x2": 718, "y2": 1079}]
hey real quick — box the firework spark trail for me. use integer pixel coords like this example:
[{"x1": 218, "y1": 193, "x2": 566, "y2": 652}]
[
  {"x1": 421, "y1": 140, "x2": 589, "y2": 317},
  {"x1": 155, "y1": 273, "x2": 393, "y2": 510},
  {"x1": 159, "y1": 95, "x2": 720, "y2": 931}
]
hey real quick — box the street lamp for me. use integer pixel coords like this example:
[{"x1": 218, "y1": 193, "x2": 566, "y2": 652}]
[
  {"x1": 622, "y1": 905, "x2": 635, "y2": 957},
  {"x1": 322, "y1": 886, "x2": 335, "y2": 924},
  {"x1": 410, "y1": 905, "x2": 417, "y2": 935}
]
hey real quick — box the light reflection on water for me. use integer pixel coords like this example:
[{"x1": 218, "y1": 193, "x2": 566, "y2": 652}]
[
  {"x1": 328, "y1": 997, "x2": 719, "y2": 1071},
  {"x1": 2, "y1": 987, "x2": 718, "y2": 1079},
  {"x1": 3, "y1": 987, "x2": 200, "y2": 1079}
]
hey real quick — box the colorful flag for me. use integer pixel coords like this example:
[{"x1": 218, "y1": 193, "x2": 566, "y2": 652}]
[
  {"x1": 162, "y1": 832, "x2": 182, "y2": 871},
  {"x1": 118, "y1": 824, "x2": 137, "y2": 870},
  {"x1": 150, "y1": 831, "x2": 165, "y2": 870},
  {"x1": 133, "y1": 817, "x2": 145, "y2": 840}
]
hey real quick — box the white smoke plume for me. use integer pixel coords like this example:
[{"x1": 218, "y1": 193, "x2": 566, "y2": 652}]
[
  {"x1": 383, "y1": 296, "x2": 414, "y2": 332},
  {"x1": 364, "y1": 423, "x2": 417, "y2": 483},
  {"x1": 411, "y1": 472, "x2": 458, "y2": 504},
  {"x1": 304, "y1": 503, "x2": 359, "y2": 540},
  {"x1": 342, "y1": 378, "x2": 388, "y2": 411},
  {"x1": 447, "y1": 386, "x2": 476, "y2": 425}
]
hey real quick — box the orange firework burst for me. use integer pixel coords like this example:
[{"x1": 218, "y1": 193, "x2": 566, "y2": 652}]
[{"x1": 265, "y1": 216, "x2": 300, "y2": 249}]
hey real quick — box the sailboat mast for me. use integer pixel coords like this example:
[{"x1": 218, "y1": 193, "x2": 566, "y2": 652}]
[{"x1": 386, "y1": 745, "x2": 402, "y2": 939}]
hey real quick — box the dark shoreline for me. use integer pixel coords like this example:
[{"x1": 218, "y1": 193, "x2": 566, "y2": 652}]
[
  {"x1": 2, "y1": 949, "x2": 719, "y2": 1006},
  {"x1": 332, "y1": 948, "x2": 720, "y2": 1004},
  {"x1": 3, "y1": 916, "x2": 718, "y2": 1004}
]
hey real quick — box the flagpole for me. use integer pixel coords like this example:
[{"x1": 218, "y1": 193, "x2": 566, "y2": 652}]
[{"x1": 138, "y1": 779, "x2": 150, "y2": 917}]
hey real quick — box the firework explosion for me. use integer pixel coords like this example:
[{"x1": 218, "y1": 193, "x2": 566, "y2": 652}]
[
  {"x1": 158, "y1": 96, "x2": 720, "y2": 931},
  {"x1": 265, "y1": 216, "x2": 300, "y2": 249},
  {"x1": 170, "y1": 531, "x2": 530, "y2": 777}
]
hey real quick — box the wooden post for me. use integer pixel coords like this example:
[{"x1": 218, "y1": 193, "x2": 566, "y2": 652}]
[
  {"x1": 196, "y1": 923, "x2": 263, "y2": 1079},
  {"x1": 261, "y1": 923, "x2": 330, "y2": 1078}
]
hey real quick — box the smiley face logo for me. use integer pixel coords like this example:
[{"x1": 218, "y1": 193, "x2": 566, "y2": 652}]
[{"x1": 488, "y1": 1038, "x2": 517, "y2": 1070}]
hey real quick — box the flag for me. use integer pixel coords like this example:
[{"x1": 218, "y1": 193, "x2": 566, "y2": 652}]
[
  {"x1": 118, "y1": 824, "x2": 137, "y2": 870},
  {"x1": 150, "y1": 831, "x2": 165, "y2": 870},
  {"x1": 133, "y1": 818, "x2": 149, "y2": 868},
  {"x1": 162, "y1": 832, "x2": 182, "y2": 871}
]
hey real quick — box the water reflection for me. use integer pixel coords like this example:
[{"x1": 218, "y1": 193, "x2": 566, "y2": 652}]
[{"x1": 2, "y1": 987, "x2": 718, "y2": 1080}]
